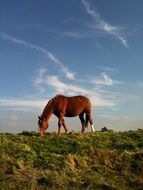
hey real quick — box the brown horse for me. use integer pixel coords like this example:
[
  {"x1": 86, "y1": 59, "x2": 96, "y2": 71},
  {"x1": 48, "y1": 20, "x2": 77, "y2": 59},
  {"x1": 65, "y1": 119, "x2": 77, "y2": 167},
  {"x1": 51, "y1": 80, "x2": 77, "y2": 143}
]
[{"x1": 38, "y1": 94, "x2": 95, "y2": 135}]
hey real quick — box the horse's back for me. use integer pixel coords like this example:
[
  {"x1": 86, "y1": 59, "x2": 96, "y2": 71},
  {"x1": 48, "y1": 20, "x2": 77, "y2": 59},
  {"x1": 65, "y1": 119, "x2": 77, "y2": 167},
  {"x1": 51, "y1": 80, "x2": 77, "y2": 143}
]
[
  {"x1": 67, "y1": 95, "x2": 91, "y2": 106},
  {"x1": 53, "y1": 95, "x2": 91, "y2": 117},
  {"x1": 55, "y1": 95, "x2": 90, "y2": 106}
]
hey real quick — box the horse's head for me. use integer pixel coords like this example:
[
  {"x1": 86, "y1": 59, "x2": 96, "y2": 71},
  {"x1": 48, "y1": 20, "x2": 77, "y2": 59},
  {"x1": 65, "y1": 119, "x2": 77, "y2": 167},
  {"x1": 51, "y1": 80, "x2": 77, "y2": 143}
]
[{"x1": 38, "y1": 115, "x2": 48, "y2": 136}]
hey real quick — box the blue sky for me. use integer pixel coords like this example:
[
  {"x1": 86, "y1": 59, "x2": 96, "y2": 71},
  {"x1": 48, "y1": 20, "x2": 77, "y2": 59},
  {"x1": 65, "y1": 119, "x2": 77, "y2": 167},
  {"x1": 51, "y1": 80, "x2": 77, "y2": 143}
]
[{"x1": 0, "y1": 0, "x2": 143, "y2": 133}]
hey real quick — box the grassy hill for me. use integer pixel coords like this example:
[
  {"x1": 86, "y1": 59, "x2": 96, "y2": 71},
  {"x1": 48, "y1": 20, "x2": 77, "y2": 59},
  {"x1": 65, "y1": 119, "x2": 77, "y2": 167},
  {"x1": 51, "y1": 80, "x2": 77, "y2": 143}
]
[{"x1": 0, "y1": 130, "x2": 143, "y2": 190}]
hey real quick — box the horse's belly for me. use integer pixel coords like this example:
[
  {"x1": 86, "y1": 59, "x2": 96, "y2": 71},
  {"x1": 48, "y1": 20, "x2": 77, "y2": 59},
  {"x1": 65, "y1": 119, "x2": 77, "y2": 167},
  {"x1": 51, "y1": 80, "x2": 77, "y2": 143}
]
[
  {"x1": 64, "y1": 112, "x2": 78, "y2": 117},
  {"x1": 64, "y1": 106, "x2": 84, "y2": 117}
]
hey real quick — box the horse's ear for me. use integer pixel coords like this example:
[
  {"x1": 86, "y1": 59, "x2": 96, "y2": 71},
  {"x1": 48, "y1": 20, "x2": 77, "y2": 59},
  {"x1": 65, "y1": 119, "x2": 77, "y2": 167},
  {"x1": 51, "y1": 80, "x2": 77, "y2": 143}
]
[{"x1": 38, "y1": 116, "x2": 41, "y2": 120}]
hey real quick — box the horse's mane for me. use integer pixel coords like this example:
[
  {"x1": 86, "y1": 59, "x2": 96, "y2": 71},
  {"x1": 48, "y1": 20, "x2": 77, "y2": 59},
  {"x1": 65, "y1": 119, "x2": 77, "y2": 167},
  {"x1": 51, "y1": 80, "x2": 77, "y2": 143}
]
[
  {"x1": 42, "y1": 94, "x2": 63, "y2": 117},
  {"x1": 54, "y1": 93, "x2": 63, "y2": 98}
]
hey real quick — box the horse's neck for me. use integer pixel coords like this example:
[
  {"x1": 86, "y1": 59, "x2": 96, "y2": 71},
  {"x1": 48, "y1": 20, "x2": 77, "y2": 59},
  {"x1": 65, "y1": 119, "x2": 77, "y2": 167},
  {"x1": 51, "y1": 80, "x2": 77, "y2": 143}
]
[{"x1": 42, "y1": 101, "x2": 54, "y2": 120}]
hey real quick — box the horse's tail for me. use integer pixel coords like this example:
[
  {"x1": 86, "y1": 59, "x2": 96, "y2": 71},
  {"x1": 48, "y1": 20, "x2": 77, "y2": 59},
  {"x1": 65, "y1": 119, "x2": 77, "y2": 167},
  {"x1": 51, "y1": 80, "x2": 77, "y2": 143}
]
[{"x1": 85, "y1": 112, "x2": 89, "y2": 128}]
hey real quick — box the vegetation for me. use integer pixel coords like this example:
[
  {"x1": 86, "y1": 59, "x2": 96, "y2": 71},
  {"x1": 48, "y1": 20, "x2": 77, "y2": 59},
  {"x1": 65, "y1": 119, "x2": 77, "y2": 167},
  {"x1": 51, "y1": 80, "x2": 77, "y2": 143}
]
[{"x1": 0, "y1": 130, "x2": 143, "y2": 190}]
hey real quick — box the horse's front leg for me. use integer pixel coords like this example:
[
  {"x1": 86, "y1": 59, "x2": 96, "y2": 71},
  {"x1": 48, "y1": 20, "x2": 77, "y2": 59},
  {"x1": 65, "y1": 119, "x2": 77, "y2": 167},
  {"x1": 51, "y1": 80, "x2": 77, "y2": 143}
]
[
  {"x1": 62, "y1": 118, "x2": 69, "y2": 133},
  {"x1": 58, "y1": 113, "x2": 64, "y2": 135}
]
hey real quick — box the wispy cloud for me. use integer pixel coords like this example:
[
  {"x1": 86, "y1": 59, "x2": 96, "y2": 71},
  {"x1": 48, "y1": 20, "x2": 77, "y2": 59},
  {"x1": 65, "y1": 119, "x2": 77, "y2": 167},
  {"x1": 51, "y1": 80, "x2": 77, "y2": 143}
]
[
  {"x1": 0, "y1": 32, "x2": 75, "y2": 80},
  {"x1": 34, "y1": 68, "x2": 116, "y2": 107},
  {"x1": 122, "y1": 94, "x2": 140, "y2": 102},
  {"x1": 81, "y1": 0, "x2": 129, "y2": 48},
  {"x1": 0, "y1": 72, "x2": 116, "y2": 111},
  {"x1": 47, "y1": 76, "x2": 116, "y2": 107},
  {"x1": 96, "y1": 66, "x2": 118, "y2": 72},
  {"x1": 61, "y1": 66, "x2": 75, "y2": 80},
  {"x1": 0, "y1": 98, "x2": 45, "y2": 110},
  {"x1": 91, "y1": 72, "x2": 122, "y2": 86}
]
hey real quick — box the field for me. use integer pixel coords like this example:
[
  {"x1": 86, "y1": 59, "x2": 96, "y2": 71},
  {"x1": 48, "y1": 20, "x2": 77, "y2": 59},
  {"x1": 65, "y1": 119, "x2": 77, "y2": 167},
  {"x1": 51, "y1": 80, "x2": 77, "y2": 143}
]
[{"x1": 0, "y1": 130, "x2": 143, "y2": 190}]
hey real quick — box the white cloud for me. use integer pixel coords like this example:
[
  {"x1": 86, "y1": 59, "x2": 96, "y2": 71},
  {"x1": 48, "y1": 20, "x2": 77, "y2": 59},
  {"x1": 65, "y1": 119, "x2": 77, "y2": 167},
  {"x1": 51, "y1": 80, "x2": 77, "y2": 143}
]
[
  {"x1": 137, "y1": 81, "x2": 143, "y2": 88},
  {"x1": 0, "y1": 98, "x2": 45, "y2": 110},
  {"x1": 91, "y1": 72, "x2": 122, "y2": 86},
  {"x1": 81, "y1": 0, "x2": 99, "y2": 19},
  {"x1": 81, "y1": 0, "x2": 129, "y2": 48},
  {"x1": 61, "y1": 66, "x2": 75, "y2": 80},
  {"x1": 46, "y1": 75, "x2": 115, "y2": 107},
  {"x1": 0, "y1": 32, "x2": 75, "y2": 80},
  {"x1": 34, "y1": 68, "x2": 47, "y2": 95},
  {"x1": 47, "y1": 76, "x2": 67, "y2": 93},
  {"x1": 47, "y1": 51, "x2": 61, "y2": 64},
  {"x1": 34, "y1": 69, "x2": 116, "y2": 107},
  {"x1": 0, "y1": 83, "x2": 115, "y2": 112}
]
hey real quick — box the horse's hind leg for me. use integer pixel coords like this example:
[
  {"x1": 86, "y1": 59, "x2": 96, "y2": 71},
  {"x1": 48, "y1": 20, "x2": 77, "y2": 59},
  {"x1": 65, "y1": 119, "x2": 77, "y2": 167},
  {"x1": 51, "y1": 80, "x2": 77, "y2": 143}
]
[
  {"x1": 86, "y1": 112, "x2": 95, "y2": 132},
  {"x1": 79, "y1": 113, "x2": 86, "y2": 133}
]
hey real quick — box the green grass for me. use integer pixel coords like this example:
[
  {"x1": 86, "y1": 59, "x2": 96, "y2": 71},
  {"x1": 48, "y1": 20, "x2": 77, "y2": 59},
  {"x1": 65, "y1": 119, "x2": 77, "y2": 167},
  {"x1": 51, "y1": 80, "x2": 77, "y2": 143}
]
[{"x1": 0, "y1": 130, "x2": 143, "y2": 190}]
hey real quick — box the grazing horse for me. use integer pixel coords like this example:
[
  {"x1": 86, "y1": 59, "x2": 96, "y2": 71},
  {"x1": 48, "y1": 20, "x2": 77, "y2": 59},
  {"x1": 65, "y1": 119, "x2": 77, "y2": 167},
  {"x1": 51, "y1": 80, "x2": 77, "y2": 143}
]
[{"x1": 38, "y1": 94, "x2": 95, "y2": 135}]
